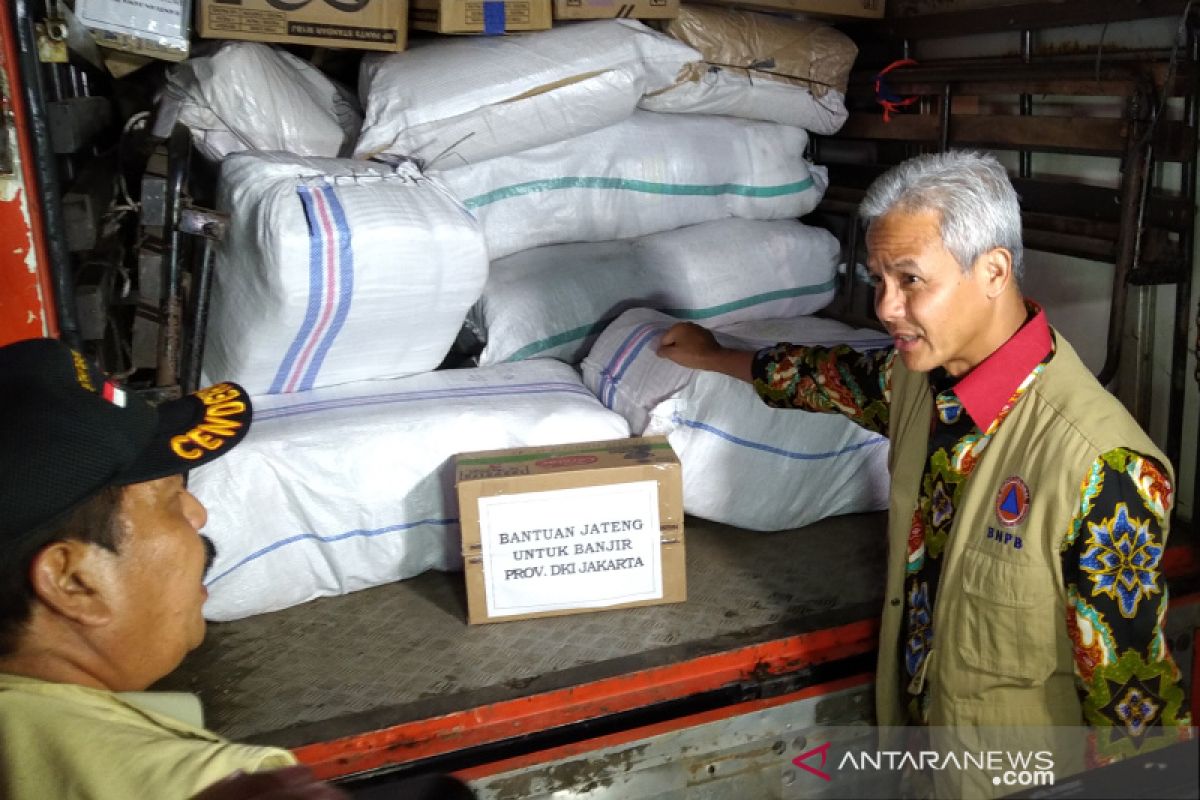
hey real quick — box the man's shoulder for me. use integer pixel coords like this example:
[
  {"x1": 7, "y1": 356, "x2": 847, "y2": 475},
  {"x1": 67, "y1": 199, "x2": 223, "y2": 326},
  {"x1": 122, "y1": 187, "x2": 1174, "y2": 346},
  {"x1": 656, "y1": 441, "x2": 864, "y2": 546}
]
[
  {"x1": 0, "y1": 673, "x2": 295, "y2": 799},
  {"x1": 1028, "y1": 331, "x2": 1165, "y2": 465}
]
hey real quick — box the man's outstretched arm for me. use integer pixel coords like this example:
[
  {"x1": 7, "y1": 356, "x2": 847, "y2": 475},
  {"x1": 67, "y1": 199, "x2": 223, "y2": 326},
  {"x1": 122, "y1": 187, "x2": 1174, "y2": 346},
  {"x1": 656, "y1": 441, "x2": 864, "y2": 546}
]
[{"x1": 657, "y1": 322, "x2": 895, "y2": 436}]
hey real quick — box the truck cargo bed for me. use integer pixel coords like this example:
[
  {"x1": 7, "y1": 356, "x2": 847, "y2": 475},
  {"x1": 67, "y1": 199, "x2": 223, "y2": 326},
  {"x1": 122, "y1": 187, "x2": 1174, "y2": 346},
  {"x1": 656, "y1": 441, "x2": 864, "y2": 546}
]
[{"x1": 157, "y1": 512, "x2": 888, "y2": 752}]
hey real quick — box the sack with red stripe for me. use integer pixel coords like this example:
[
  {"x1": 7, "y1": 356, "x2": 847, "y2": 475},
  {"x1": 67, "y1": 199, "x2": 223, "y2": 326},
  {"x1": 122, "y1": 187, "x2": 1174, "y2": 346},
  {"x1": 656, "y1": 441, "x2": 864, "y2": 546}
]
[
  {"x1": 581, "y1": 308, "x2": 891, "y2": 530},
  {"x1": 203, "y1": 152, "x2": 488, "y2": 395}
]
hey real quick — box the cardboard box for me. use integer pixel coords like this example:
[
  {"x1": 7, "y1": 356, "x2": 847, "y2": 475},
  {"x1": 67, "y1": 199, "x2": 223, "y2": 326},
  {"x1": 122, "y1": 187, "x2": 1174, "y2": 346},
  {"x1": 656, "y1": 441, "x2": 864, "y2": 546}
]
[
  {"x1": 411, "y1": 0, "x2": 552, "y2": 34},
  {"x1": 456, "y1": 436, "x2": 685, "y2": 624},
  {"x1": 686, "y1": 0, "x2": 884, "y2": 20},
  {"x1": 76, "y1": 0, "x2": 191, "y2": 62},
  {"x1": 196, "y1": 0, "x2": 407, "y2": 52},
  {"x1": 553, "y1": 0, "x2": 679, "y2": 20}
]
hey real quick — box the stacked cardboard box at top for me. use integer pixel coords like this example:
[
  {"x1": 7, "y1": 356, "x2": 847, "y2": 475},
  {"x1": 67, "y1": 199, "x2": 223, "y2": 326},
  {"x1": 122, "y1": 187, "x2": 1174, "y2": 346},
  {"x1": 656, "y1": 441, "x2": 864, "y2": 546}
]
[
  {"x1": 411, "y1": 0, "x2": 552, "y2": 33},
  {"x1": 196, "y1": 0, "x2": 408, "y2": 51}
]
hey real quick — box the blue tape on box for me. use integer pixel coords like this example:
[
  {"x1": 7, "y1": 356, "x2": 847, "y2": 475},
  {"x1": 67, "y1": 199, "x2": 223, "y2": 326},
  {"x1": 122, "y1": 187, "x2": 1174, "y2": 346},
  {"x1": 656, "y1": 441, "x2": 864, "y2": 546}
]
[{"x1": 483, "y1": 0, "x2": 506, "y2": 34}]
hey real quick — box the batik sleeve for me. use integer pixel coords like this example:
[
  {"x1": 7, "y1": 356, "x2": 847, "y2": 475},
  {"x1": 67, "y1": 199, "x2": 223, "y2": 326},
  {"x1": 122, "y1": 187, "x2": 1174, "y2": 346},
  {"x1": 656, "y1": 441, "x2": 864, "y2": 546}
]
[
  {"x1": 1060, "y1": 449, "x2": 1191, "y2": 762},
  {"x1": 750, "y1": 344, "x2": 895, "y2": 435}
]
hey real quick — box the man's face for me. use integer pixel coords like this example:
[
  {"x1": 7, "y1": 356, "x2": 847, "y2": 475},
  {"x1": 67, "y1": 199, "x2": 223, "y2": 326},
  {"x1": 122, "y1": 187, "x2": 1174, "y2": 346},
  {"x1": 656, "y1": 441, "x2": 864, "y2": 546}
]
[
  {"x1": 100, "y1": 476, "x2": 211, "y2": 690},
  {"x1": 866, "y1": 208, "x2": 995, "y2": 377}
]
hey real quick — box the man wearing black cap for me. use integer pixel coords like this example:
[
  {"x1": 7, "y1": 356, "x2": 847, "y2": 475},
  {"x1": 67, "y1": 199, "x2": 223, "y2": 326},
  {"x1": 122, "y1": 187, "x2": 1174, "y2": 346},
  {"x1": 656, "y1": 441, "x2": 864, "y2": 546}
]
[{"x1": 0, "y1": 338, "x2": 343, "y2": 799}]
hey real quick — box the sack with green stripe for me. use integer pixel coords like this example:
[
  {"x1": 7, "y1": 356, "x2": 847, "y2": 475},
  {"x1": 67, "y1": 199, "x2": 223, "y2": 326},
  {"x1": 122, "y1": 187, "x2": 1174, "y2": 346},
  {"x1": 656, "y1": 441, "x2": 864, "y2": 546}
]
[
  {"x1": 471, "y1": 218, "x2": 839, "y2": 366},
  {"x1": 437, "y1": 109, "x2": 827, "y2": 260}
]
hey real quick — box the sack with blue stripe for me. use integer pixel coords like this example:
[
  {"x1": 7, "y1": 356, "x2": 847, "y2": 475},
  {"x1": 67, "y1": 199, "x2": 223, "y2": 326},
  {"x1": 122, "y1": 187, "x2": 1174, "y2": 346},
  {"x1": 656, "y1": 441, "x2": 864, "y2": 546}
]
[
  {"x1": 472, "y1": 218, "x2": 839, "y2": 366},
  {"x1": 354, "y1": 20, "x2": 699, "y2": 168},
  {"x1": 202, "y1": 153, "x2": 488, "y2": 395},
  {"x1": 191, "y1": 360, "x2": 631, "y2": 621},
  {"x1": 582, "y1": 309, "x2": 891, "y2": 531},
  {"x1": 437, "y1": 109, "x2": 828, "y2": 260}
]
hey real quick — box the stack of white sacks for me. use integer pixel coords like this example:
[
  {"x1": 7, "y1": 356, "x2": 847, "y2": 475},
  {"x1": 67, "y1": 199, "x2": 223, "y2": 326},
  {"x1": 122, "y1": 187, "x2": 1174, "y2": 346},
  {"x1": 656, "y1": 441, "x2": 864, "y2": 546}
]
[{"x1": 175, "y1": 13, "x2": 886, "y2": 622}]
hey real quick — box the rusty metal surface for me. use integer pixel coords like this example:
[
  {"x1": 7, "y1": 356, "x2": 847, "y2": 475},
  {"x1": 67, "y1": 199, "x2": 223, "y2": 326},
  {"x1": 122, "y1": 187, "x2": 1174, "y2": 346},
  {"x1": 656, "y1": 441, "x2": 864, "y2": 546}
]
[
  {"x1": 155, "y1": 513, "x2": 888, "y2": 747},
  {"x1": 457, "y1": 684, "x2": 876, "y2": 800}
]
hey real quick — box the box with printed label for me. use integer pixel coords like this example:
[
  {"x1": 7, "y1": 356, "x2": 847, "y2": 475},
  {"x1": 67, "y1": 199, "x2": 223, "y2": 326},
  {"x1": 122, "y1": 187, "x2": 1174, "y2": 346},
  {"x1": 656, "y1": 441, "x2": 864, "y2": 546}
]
[
  {"x1": 76, "y1": 0, "x2": 192, "y2": 62},
  {"x1": 196, "y1": 0, "x2": 407, "y2": 52},
  {"x1": 456, "y1": 436, "x2": 685, "y2": 625},
  {"x1": 553, "y1": 0, "x2": 679, "y2": 20},
  {"x1": 686, "y1": 0, "x2": 884, "y2": 20},
  {"x1": 411, "y1": 0, "x2": 552, "y2": 34}
]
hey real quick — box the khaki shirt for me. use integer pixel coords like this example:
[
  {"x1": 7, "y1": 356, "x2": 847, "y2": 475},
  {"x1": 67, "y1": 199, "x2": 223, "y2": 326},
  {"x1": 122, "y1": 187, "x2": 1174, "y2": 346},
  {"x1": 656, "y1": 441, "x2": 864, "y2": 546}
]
[{"x1": 0, "y1": 673, "x2": 296, "y2": 799}]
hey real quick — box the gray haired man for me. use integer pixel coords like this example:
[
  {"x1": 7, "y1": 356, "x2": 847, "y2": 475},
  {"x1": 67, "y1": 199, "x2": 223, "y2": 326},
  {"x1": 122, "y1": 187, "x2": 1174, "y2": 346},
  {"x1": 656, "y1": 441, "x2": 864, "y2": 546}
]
[{"x1": 658, "y1": 151, "x2": 1189, "y2": 787}]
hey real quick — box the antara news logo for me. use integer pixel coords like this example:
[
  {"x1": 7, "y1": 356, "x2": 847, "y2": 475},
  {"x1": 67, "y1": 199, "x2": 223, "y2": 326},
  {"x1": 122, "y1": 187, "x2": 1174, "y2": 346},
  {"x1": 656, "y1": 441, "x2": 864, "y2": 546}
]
[{"x1": 792, "y1": 740, "x2": 1056, "y2": 789}]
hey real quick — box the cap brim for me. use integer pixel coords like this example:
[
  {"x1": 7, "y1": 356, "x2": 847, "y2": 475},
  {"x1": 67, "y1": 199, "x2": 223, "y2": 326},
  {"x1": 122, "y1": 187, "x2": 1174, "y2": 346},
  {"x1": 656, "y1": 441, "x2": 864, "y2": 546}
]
[{"x1": 113, "y1": 382, "x2": 252, "y2": 485}]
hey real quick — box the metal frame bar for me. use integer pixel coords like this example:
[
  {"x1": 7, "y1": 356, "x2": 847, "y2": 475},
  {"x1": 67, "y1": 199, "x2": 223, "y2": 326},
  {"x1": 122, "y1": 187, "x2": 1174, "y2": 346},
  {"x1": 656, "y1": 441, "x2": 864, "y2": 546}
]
[
  {"x1": 154, "y1": 124, "x2": 191, "y2": 390},
  {"x1": 11, "y1": 0, "x2": 77, "y2": 346},
  {"x1": 858, "y1": 0, "x2": 1193, "y2": 41},
  {"x1": 0, "y1": 0, "x2": 56, "y2": 343}
]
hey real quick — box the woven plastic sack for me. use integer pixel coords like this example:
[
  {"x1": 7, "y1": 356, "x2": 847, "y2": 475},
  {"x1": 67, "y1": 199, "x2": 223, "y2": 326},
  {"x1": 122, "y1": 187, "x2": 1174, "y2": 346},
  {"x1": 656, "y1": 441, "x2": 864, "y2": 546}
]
[
  {"x1": 203, "y1": 153, "x2": 487, "y2": 395},
  {"x1": 581, "y1": 308, "x2": 892, "y2": 530},
  {"x1": 193, "y1": 360, "x2": 632, "y2": 621},
  {"x1": 473, "y1": 218, "x2": 839, "y2": 365},
  {"x1": 354, "y1": 20, "x2": 698, "y2": 167},
  {"x1": 168, "y1": 42, "x2": 361, "y2": 162},
  {"x1": 641, "y1": 6, "x2": 856, "y2": 134},
  {"x1": 439, "y1": 110, "x2": 827, "y2": 259}
]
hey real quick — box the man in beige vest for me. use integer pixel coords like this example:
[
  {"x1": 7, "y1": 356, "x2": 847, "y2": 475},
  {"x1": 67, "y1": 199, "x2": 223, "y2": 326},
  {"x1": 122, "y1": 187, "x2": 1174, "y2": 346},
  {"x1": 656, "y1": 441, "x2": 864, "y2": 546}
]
[
  {"x1": 658, "y1": 151, "x2": 1191, "y2": 792},
  {"x1": 0, "y1": 338, "x2": 346, "y2": 799}
]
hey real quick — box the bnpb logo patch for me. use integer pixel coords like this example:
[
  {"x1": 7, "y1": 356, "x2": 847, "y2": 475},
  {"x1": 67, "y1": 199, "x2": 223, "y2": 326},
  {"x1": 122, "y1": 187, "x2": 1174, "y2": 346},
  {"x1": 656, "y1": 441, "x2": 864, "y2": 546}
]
[{"x1": 995, "y1": 476, "x2": 1031, "y2": 527}]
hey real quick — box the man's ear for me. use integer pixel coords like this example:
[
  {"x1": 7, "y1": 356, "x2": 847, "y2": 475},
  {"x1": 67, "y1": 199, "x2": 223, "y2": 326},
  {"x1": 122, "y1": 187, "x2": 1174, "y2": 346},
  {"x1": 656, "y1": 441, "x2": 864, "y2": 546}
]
[
  {"x1": 975, "y1": 246, "x2": 1015, "y2": 299},
  {"x1": 28, "y1": 541, "x2": 115, "y2": 627}
]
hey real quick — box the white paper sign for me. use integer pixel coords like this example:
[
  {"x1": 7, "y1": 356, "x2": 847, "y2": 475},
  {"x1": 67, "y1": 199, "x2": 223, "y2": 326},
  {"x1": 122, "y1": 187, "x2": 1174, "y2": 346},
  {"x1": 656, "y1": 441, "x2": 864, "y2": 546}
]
[{"x1": 478, "y1": 480, "x2": 663, "y2": 617}]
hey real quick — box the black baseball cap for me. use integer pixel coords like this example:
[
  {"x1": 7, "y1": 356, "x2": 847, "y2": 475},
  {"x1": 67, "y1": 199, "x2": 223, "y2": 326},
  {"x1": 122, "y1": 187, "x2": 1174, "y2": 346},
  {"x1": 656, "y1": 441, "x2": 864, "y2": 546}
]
[{"x1": 0, "y1": 338, "x2": 252, "y2": 542}]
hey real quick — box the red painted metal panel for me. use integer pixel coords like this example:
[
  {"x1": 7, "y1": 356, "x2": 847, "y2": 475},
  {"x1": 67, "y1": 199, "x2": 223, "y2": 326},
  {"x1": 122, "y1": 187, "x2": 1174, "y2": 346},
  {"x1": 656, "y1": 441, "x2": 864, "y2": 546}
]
[
  {"x1": 299, "y1": 576, "x2": 1200, "y2": 782},
  {"x1": 294, "y1": 619, "x2": 880, "y2": 781},
  {"x1": 0, "y1": 6, "x2": 56, "y2": 346}
]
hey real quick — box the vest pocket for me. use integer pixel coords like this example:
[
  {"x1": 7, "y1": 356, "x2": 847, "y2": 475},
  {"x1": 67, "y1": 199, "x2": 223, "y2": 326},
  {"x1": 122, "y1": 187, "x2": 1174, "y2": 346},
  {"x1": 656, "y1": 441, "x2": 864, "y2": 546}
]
[{"x1": 954, "y1": 548, "x2": 1058, "y2": 684}]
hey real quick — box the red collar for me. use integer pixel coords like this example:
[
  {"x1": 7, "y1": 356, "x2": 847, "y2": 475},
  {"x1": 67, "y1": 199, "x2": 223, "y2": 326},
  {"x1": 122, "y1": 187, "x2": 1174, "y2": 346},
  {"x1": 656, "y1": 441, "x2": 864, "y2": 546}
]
[{"x1": 953, "y1": 304, "x2": 1052, "y2": 431}]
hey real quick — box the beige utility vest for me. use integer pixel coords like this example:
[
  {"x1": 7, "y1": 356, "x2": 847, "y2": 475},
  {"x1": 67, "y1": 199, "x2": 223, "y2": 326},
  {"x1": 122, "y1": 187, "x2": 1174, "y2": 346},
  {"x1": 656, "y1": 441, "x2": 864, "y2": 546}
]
[{"x1": 875, "y1": 331, "x2": 1172, "y2": 729}]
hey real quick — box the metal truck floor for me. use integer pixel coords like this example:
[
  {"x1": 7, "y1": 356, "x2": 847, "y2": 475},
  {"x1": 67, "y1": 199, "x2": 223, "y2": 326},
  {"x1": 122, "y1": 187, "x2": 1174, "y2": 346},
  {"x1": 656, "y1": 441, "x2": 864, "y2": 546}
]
[{"x1": 156, "y1": 512, "x2": 887, "y2": 749}]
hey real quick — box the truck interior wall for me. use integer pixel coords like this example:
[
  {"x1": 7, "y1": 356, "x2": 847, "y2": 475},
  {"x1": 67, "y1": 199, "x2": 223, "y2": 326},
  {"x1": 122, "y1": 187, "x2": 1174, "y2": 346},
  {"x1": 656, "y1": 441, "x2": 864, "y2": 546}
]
[{"x1": 890, "y1": 12, "x2": 1199, "y2": 519}]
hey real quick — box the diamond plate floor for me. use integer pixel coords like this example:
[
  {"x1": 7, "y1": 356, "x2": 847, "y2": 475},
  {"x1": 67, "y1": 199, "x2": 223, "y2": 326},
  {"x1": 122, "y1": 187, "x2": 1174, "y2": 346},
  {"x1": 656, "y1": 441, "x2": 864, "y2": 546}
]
[{"x1": 155, "y1": 513, "x2": 887, "y2": 748}]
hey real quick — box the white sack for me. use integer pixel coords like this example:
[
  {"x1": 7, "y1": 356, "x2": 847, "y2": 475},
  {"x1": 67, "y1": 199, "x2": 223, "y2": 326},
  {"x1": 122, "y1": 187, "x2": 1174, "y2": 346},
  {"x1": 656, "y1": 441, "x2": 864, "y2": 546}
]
[
  {"x1": 354, "y1": 20, "x2": 699, "y2": 167},
  {"x1": 204, "y1": 153, "x2": 488, "y2": 395},
  {"x1": 440, "y1": 110, "x2": 828, "y2": 259},
  {"x1": 194, "y1": 361, "x2": 632, "y2": 621},
  {"x1": 473, "y1": 218, "x2": 839, "y2": 365},
  {"x1": 581, "y1": 309, "x2": 892, "y2": 531},
  {"x1": 641, "y1": 77, "x2": 848, "y2": 136},
  {"x1": 640, "y1": 6, "x2": 856, "y2": 134},
  {"x1": 168, "y1": 42, "x2": 361, "y2": 162}
]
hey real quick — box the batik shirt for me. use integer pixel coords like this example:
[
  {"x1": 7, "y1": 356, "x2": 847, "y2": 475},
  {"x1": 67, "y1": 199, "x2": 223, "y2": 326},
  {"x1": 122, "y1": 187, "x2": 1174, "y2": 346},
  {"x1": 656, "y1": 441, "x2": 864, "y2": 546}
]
[{"x1": 750, "y1": 306, "x2": 1189, "y2": 759}]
